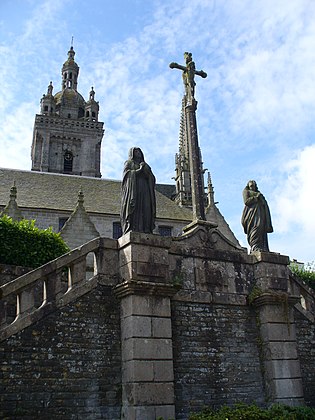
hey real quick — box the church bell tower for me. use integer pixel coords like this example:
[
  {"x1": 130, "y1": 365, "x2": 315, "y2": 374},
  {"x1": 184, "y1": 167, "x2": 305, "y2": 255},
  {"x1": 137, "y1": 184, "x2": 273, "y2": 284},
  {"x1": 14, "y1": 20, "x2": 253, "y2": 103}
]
[{"x1": 31, "y1": 46, "x2": 104, "y2": 178}]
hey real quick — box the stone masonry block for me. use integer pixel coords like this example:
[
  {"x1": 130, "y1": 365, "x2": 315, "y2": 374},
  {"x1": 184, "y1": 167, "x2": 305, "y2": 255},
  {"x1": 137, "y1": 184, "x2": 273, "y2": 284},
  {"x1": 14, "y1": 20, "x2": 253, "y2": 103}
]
[
  {"x1": 136, "y1": 262, "x2": 168, "y2": 279},
  {"x1": 121, "y1": 295, "x2": 171, "y2": 318},
  {"x1": 265, "y1": 359, "x2": 302, "y2": 379},
  {"x1": 254, "y1": 263, "x2": 288, "y2": 279},
  {"x1": 122, "y1": 360, "x2": 154, "y2": 382},
  {"x1": 121, "y1": 316, "x2": 152, "y2": 339},
  {"x1": 122, "y1": 338, "x2": 173, "y2": 361},
  {"x1": 120, "y1": 260, "x2": 169, "y2": 282},
  {"x1": 273, "y1": 378, "x2": 304, "y2": 398},
  {"x1": 255, "y1": 277, "x2": 289, "y2": 291},
  {"x1": 258, "y1": 305, "x2": 294, "y2": 324},
  {"x1": 121, "y1": 405, "x2": 155, "y2": 420},
  {"x1": 155, "y1": 405, "x2": 176, "y2": 420},
  {"x1": 120, "y1": 245, "x2": 169, "y2": 266},
  {"x1": 152, "y1": 317, "x2": 172, "y2": 338},
  {"x1": 124, "y1": 404, "x2": 176, "y2": 419},
  {"x1": 266, "y1": 342, "x2": 298, "y2": 360},
  {"x1": 120, "y1": 261, "x2": 136, "y2": 281},
  {"x1": 260, "y1": 323, "x2": 296, "y2": 342},
  {"x1": 153, "y1": 360, "x2": 174, "y2": 381},
  {"x1": 123, "y1": 382, "x2": 174, "y2": 405}
]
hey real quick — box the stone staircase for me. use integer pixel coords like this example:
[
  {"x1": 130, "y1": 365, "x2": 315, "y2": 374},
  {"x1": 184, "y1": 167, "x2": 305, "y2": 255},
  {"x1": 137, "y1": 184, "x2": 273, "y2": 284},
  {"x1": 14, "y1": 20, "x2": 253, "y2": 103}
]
[{"x1": 0, "y1": 237, "x2": 118, "y2": 342}]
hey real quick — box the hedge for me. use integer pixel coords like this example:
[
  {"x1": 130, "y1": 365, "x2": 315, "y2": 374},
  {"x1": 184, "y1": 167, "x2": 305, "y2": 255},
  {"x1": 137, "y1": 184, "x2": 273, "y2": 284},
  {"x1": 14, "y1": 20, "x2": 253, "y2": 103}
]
[
  {"x1": 0, "y1": 215, "x2": 69, "y2": 268},
  {"x1": 189, "y1": 403, "x2": 315, "y2": 420}
]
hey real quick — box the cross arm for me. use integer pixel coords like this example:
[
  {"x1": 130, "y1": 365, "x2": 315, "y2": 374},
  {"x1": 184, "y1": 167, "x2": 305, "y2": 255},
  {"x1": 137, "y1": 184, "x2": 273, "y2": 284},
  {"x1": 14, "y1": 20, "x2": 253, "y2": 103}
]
[
  {"x1": 195, "y1": 69, "x2": 207, "y2": 78},
  {"x1": 169, "y1": 62, "x2": 187, "y2": 72}
]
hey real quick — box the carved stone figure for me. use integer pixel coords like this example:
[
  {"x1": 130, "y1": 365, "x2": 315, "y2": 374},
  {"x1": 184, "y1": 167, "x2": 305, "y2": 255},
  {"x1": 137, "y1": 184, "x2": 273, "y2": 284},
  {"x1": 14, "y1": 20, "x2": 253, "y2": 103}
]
[
  {"x1": 121, "y1": 147, "x2": 156, "y2": 234},
  {"x1": 169, "y1": 52, "x2": 207, "y2": 101},
  {"x1": 241, "y1": 180, "x2": 273, "y2": 252}
]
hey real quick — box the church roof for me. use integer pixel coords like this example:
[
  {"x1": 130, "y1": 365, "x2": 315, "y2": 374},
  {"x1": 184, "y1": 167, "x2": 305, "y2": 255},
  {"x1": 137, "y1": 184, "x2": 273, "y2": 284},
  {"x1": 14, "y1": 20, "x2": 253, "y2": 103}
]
[{"x1": 0, "y1": 168, "x2": 193, "y2": 221}]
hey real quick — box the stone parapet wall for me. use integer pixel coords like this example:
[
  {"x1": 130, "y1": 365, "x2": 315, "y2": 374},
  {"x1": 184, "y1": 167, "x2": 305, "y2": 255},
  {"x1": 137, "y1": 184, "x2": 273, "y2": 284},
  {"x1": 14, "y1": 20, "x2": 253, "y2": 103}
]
[{"x1": 34, "y1": 114, "x2": 104, "y2": 132}]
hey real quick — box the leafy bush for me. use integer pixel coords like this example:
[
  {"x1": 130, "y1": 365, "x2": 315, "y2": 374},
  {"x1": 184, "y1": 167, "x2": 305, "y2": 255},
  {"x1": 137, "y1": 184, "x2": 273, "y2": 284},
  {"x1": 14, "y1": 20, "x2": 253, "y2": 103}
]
[
  {"x1": 0, "y1": 215, "x2": 69, "y2": 268},
  {"x1": 290, "y1": 261, "x2": 315, "y2": 291},
  {"x1": 189, "y1": 403, "x2": 315, "y2": 420}
]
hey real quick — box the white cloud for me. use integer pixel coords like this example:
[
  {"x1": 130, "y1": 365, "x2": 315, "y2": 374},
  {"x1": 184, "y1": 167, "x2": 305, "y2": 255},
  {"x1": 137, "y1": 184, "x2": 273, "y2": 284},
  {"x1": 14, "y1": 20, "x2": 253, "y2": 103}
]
[
  {"x1": 0, "y1": 102, "x2": 35, "y2": 170},
  {"x1": 273, "y1": 144, "x2": 315, "y2": 233},
  {"x1": 269, "y1": 144, "x2": 315, "y2": 262}
]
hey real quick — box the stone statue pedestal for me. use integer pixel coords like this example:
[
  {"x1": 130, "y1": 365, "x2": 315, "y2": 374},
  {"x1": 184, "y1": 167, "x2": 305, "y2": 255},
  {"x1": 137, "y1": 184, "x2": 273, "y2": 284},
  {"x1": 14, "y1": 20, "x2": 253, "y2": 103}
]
[
  {"x1": 115, "y1": 232, "x2": 177, "y2": 420},
  {"x1": 251, "y1": 252, "x2": 304, "y2": 406}
]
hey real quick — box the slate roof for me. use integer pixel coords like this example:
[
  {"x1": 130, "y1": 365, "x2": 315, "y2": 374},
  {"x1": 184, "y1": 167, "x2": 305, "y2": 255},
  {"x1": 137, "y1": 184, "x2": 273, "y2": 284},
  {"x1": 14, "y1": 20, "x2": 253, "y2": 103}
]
[{"x1": 0, "y1": 168, "x2": 193, "y2": 221}]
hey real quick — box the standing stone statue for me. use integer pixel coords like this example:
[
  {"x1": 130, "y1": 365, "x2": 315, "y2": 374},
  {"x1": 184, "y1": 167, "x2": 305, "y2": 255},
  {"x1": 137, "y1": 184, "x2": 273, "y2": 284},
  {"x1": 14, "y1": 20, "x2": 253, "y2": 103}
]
[
  {"x1": 121, "y1": 147, "x2": 156, "y2": 234},
  {"x1": 241, "y1": 180, "x2": 273, "y2": 252}
]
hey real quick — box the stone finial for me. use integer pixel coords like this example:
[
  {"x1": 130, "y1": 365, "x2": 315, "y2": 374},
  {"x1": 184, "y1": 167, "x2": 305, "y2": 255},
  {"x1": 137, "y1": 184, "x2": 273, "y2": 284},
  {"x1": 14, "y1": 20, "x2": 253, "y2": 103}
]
[
  {"x1": 78, "y1": 188, "x2": 84, "y2": 205},
  {"x1": 1, "y1": 181, "x2": 23, "y2": 221},
  {"x1": 89, "y1": 87, "x2": 95, "y2": 101},
  {"x1": 9, "y1": 181, "x2": 17, "y2": 200},
  {"x1": 47, "y1": 81, "x2": 53, "y2": 95}
]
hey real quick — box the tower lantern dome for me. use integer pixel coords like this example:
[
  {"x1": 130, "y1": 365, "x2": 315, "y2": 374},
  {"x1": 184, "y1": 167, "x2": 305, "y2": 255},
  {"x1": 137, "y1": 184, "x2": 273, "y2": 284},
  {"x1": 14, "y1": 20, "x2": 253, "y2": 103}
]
[{"x1": 62, "y1": 46, "x2": 79, "y2": 91}]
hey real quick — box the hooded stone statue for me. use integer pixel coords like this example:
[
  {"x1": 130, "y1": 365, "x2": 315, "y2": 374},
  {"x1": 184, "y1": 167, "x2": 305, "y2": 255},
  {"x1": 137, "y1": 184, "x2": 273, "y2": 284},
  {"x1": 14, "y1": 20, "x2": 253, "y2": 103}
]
[
  {"x1": 241, "y1": 180, "x2": 273, "y2": 252},
  {"x1": 121, "y1": 147, "x2": 156, "y2": 234}
]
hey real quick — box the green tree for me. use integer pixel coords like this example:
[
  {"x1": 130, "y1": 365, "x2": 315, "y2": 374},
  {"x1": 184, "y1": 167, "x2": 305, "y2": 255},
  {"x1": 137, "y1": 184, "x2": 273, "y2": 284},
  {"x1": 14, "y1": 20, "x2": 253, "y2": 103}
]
[{"x1": 290, "y1": 260, "x2": 315, "y2": 291}]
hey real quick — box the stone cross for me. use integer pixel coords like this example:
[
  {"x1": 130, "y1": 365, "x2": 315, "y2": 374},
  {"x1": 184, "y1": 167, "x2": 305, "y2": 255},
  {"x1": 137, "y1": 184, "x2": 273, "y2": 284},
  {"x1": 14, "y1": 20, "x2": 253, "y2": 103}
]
[
  {"x1": 169, "y1": 52, "x2": 207, "y2": 102},
  {"x1": 170, "y1": 53, "x2": 207, "y2": 222}
]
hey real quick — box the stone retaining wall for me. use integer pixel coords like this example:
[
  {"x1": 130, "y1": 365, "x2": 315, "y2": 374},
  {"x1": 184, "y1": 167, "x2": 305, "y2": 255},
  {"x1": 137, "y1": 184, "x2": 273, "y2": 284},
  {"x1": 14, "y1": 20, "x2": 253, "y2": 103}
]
[{"x1": 0, "y1": 228, "x2": 314, "y2": 419}]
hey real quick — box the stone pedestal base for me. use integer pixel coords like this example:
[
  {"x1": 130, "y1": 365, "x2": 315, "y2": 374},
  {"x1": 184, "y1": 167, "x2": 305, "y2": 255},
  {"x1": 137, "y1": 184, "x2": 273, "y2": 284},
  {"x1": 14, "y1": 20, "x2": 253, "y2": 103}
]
[
  {"x1": 116, "y1": 232, "x2": 176, "y2": 420},
  {"x1": 254, "y1": 294, "x2": 304, "y2": 406}
]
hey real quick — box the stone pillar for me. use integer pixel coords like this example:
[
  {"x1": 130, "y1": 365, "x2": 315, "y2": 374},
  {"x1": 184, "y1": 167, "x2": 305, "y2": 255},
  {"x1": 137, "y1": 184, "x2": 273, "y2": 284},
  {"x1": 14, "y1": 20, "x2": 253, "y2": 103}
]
[
  {"x1": 252, "y1": 252, "x2": 304, "y2": 406},
  {"x1": 115, "y1": 232, "x2": 176, "y2": 420}
]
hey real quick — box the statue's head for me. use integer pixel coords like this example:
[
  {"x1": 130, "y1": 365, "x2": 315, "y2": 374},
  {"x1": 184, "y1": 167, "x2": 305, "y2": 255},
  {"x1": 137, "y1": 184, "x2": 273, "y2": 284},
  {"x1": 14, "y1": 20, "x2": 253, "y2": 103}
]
[
  {"x1": 184, "y1": 52, "x2": 192, "y2": 64},
  {"x1": 247, "y1": 180, "x2": 258, "y2": 191},
  {"x1": 129, "y1": 147, "x2": 144, "y2": 163}
]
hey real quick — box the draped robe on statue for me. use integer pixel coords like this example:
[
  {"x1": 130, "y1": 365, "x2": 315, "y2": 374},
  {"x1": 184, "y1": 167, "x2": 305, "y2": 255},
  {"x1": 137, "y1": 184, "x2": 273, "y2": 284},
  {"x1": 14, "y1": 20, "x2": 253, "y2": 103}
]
[
  {"x1": 121, "y1": 147, "x2": 156, "y2": 235},
  {"x1": 241, "y1": 181, "x2": 273, "y2": 252}
]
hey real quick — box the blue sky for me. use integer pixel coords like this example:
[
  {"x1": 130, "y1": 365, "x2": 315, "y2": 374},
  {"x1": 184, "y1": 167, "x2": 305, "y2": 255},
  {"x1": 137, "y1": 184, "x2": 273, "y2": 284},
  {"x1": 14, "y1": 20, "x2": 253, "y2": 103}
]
[{"x1": 0, "y1": 0, "x2": 314, "y2": 263}]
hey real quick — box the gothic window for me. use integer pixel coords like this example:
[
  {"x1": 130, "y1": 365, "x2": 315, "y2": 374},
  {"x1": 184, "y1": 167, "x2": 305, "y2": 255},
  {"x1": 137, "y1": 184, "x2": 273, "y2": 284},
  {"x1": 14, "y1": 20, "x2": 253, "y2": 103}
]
[
  {"x1": 113, "y1": 222, "x2": 122, "y2": 239},
  {"x1": 63, "y1": 151, "x2": 73, "y2": 173},
  {"x1": 86, "y1": 111, "x2": 90, "y2": 118},
  {"x1": 44, "y1": 105, "x2": 48, "y2": 112},
  {"x1": 92, "y1": 111, "x2": 96, "y2": 120},
  {"x1": 158, "y1": 226, "x2": 172, "y2": 237}
]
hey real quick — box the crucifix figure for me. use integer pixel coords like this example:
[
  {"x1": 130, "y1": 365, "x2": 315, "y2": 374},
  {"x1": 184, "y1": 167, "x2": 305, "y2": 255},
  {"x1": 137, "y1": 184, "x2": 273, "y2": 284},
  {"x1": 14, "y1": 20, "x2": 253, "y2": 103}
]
[
  {"x1": 170, "y1": 52, "x2": 208, "y2": 223},
  {"x1": 170, "y1": 52, "x2": 207, "y2": 101}
]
